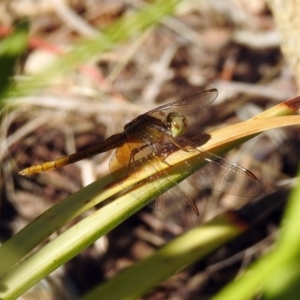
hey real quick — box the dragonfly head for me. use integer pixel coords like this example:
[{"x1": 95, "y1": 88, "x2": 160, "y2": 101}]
[{"x1": 167, "y1": 112, "x2": 188, "y2": 137}]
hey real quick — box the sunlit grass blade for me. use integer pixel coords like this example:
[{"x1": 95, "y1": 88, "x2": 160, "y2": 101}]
[{"x1": 81, "y1": 213, "x2": 246, "y2": 300}]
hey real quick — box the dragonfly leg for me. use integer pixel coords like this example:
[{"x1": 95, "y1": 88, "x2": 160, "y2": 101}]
[
  {"x1": 153, "y1": 151, "x2": 172, "y2": 166},
  {"x1": 126, "y1": 144, "x2": 154, "y2": 174}
]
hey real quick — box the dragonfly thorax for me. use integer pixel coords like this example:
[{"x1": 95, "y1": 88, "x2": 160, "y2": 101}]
[
  {"x1": 124, "y1": 114, "x2": 166, "y2": 136},
  {"x1": 166, "y1": 112, "x2": 188, "y2": 137}
]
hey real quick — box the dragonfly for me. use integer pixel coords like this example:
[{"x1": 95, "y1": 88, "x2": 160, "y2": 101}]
[{"x1": 19, "y1": 89, "x2": 260, "y2": 227}]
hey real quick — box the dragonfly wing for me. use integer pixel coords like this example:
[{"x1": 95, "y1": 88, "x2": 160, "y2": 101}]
[
  {"x1": 147, "y1": 89, "x2": 218, "y2": 120},
  {"x1": 190, "y1": 151, "x2": 260, "y2": 197},
  {"x1": 109, "y1": 142, "x2": 131, "y2": 179},
  {"x1": 153, "y1": 187, "x2": 201, "y2": 228},
  {"x1": 170, "y1": 136, "x2": 260, "y2": 197},
  {"x1": 133, "y1": 171, "x2": 201, "y2": 228}
]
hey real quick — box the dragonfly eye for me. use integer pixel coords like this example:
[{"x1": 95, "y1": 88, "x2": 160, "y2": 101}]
[{"x1": 167, "y1": 112, "x2": 188, "y2": 137}]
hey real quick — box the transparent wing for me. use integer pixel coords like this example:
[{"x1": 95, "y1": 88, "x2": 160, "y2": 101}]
[
  {"x1": 147, "y1": 89, "x2": 218, "y2": 121},
  {"x1": 132, "y1": 160, "x2": 201, "y2": 228},
  {"x1": 149, "y1": 187, "x2": 201, "y2": 229},
  {"x1": 190, "y1": 151, "x2": 260, "y2": 197},
  {"x1": 169, "y1": 136, "x2": 260, "y2": 197}
]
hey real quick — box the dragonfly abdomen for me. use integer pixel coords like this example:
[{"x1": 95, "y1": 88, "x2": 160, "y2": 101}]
[{"x1": 19, "y1": 133, "x2": 125, "y2": 175}]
